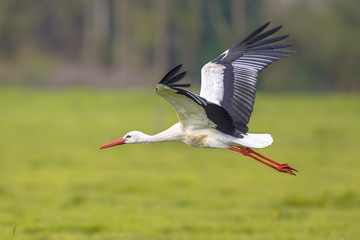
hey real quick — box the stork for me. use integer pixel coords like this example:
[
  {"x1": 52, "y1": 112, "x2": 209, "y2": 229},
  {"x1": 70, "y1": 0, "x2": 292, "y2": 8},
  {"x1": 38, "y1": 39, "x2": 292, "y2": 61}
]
[{"x1": 99, "y1": 22, "x2": 298, "y2": 175}]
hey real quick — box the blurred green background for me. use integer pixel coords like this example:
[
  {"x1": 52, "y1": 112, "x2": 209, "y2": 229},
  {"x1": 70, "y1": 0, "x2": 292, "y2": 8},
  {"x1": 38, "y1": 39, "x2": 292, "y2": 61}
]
[{"x1": 0, "y1": 0, "x2": 360, "y2": 239}]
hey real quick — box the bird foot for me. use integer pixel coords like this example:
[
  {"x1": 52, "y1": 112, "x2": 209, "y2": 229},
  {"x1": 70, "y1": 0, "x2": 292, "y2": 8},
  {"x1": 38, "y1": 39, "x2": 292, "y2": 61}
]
[{"x1": 274, "y1": 163, "x2": 298, "y2": 176}]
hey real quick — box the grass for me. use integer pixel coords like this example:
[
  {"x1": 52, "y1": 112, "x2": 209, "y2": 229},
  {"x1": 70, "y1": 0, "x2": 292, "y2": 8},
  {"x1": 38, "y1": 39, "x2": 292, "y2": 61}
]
[{"x1": 0, "y1": 88, "x2": 359, "y2": 239}]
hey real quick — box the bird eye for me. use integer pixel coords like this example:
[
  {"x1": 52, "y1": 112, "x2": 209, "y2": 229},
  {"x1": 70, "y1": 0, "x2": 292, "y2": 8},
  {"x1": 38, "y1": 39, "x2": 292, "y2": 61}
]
[{"x1": 125, "y1": 135, "x2": 131, "y2": 139}]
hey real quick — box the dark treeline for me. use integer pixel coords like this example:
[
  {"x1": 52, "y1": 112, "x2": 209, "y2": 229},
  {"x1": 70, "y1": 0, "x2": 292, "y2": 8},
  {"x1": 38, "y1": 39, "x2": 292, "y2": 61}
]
[{"x1": 0, "y1": 0, "x2": 358, "y2": 91}]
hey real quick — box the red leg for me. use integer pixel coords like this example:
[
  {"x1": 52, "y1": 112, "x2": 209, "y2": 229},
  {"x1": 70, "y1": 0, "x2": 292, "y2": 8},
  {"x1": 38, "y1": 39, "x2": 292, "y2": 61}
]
[
  {"x1": 229, "y1": 147, "x2": 298, "y2": 176},
  {"x1": 245, "y1": 147, "x2": 298, "y2": 172}
]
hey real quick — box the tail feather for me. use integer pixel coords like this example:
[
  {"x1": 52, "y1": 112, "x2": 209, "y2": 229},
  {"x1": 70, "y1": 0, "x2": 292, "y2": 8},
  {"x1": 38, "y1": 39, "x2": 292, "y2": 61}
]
[{"x1": 235, "y1": 133, "x2": 273, "y2": 148}]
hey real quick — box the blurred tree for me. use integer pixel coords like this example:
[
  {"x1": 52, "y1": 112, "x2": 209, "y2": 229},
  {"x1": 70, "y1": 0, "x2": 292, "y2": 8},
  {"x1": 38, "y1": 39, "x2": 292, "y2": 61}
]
[
  {"x1": 0, "y1": 0, "x2": 358, "y2": 90},
  {"x1": 82, "y1": 0, "x2": 111, "y2": 65},
  {"x1": 153, "y1": 0, "x2": 170, "y2": 75},
  {"x1": 262, "y1": 0, "x2": 360, "y2": 91}
]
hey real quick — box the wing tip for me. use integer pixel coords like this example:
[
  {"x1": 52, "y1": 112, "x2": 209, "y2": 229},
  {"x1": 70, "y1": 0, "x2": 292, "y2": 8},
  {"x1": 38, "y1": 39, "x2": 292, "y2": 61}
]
[
  {"x1": 157, "y1": 65, "x2": 191, "y2": 90},
  {"x1": 159, "y1": 64, "x2": 183, "y2": 85},
  {"x1": 263, "y1": 21, "x2": 271, "y2": 29}
]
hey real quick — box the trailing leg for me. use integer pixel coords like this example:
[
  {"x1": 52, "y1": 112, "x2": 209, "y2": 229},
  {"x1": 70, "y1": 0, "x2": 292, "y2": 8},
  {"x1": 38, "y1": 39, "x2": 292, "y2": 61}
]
[{"x1": 229, "y1": 147, "x2": 298, "y2": 175}]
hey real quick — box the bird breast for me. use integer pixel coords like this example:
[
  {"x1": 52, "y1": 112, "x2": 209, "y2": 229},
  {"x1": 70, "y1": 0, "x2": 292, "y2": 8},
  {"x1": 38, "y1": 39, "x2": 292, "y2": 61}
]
[{"x1": 184, "y1": 134, "x2": 208, "y2": 148}]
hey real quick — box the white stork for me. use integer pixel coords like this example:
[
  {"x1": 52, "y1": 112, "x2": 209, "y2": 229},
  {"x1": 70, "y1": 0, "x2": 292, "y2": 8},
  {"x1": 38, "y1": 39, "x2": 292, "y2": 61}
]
[{"x1": 99, "y1": 22, "x2": 298, "y2": 175}]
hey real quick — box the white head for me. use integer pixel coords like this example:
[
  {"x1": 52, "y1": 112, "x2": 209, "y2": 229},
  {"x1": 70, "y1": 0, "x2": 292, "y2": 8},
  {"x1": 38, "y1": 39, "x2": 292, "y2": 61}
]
[
  {"x1": 98, "y1": 131, "x2": 149, "y2": 149},
  {"x1": 122, "y1": 131, "x2": 149, "y2": 144}
]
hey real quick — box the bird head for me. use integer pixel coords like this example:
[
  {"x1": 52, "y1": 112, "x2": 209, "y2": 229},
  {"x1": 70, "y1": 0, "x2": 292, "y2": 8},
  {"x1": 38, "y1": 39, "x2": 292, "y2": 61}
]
[{"x1": 98, "y1": 131, "x2": 147, "y2": 149}]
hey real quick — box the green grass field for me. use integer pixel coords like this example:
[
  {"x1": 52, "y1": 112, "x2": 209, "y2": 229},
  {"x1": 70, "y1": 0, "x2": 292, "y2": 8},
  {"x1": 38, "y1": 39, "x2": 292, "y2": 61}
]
[{"x1": 0, "y1": 88, "x2": 359, "y2": 240}]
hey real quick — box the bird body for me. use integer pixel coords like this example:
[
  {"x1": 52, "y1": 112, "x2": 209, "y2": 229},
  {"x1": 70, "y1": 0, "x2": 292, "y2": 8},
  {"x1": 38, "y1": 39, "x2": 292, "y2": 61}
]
[
  {"x1": 99, "y1": 22, "x2": 298, "y2": 175},
  {"x1": 121, "y1": 123, "x2": 272, "y2": 149}
]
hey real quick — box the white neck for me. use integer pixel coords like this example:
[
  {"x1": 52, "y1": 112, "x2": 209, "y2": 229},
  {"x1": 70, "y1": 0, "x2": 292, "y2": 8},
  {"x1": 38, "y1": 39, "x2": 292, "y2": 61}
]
[{"x1": 134, "y1": 123, "x2": 182, "y2": 144}]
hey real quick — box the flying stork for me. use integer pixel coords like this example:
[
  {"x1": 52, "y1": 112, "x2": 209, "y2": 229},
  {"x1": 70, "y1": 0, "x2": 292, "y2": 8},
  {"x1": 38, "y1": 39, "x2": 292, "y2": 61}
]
[{"x1": 99, "y1": 22, "x2": 298, "y2": 175}]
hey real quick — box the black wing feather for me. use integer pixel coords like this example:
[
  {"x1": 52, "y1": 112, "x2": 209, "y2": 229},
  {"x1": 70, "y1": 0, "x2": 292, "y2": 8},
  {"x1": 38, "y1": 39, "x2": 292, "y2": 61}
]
[
  {"x1": 248, "y1": 34, "x2": 289, "y2": 48},
  {"x1": 166, "y1": 71, "x2": 187, "y2": 85},
  {"x1": 246, "y1": 25, "x2": 283, "y2": 45},
  {"x1": 159, "y1": 64, "x2": 183, "y2": 85},
  {"x1": 238, "y1": 22, "x2": 271, "y2": 45}
]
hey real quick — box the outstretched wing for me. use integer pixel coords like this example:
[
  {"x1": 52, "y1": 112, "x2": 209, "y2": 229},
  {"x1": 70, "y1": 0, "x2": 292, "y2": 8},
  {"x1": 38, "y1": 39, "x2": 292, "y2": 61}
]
[
  {"x1": 200, "y1": 22, "x2": 294, "y2": 134},
  {"x1": 155, "y1": 65, "x2": 237, "y2": 136}
]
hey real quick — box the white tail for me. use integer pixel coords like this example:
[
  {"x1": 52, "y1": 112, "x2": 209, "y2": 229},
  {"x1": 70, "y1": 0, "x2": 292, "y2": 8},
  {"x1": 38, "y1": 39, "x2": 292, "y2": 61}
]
[{"x1": 235, "y1": 133, "x2": 273, "y2": 148}]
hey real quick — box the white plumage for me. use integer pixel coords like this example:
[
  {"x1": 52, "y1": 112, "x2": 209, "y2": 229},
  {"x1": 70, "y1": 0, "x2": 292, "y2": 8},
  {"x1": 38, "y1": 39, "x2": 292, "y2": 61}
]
[
  {"x1": 200, "y1": 62, "x2": 226, "y2": 105},
  {"x1": 99, "y1": 22, "x2": 298, "y2": 175}
]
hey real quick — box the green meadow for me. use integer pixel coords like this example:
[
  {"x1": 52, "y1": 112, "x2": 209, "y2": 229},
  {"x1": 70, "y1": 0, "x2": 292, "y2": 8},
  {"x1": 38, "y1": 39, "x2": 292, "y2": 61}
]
[{"x1": 0, "y1": 88, "x2": 359, "y2": 240}]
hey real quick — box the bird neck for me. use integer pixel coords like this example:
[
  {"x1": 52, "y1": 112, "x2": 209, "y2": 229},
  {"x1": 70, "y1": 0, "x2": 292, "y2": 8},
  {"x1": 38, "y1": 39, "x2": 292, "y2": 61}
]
[{"x1": 139, "y1": 123, "x2": 182, "y2": 144}]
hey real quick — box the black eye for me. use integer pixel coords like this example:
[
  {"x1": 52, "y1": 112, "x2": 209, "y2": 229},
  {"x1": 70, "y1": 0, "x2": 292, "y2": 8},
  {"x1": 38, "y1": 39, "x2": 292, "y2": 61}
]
[{"x1": 125, "y1": 135, "x2": 131, "y2": 139}]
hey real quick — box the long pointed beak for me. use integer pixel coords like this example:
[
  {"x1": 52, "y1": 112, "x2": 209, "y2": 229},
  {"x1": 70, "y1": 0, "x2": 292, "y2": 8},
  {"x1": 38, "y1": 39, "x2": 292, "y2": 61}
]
[{"x1": 98, "y1": 138, "x2": 126, "y2": 149}]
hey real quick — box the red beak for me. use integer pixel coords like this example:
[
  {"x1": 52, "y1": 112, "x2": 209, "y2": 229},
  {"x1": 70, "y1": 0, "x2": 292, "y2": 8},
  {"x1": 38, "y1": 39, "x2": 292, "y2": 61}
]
[{"x1": 98, "y1": 138, "x2": 126, "y2": 149}]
